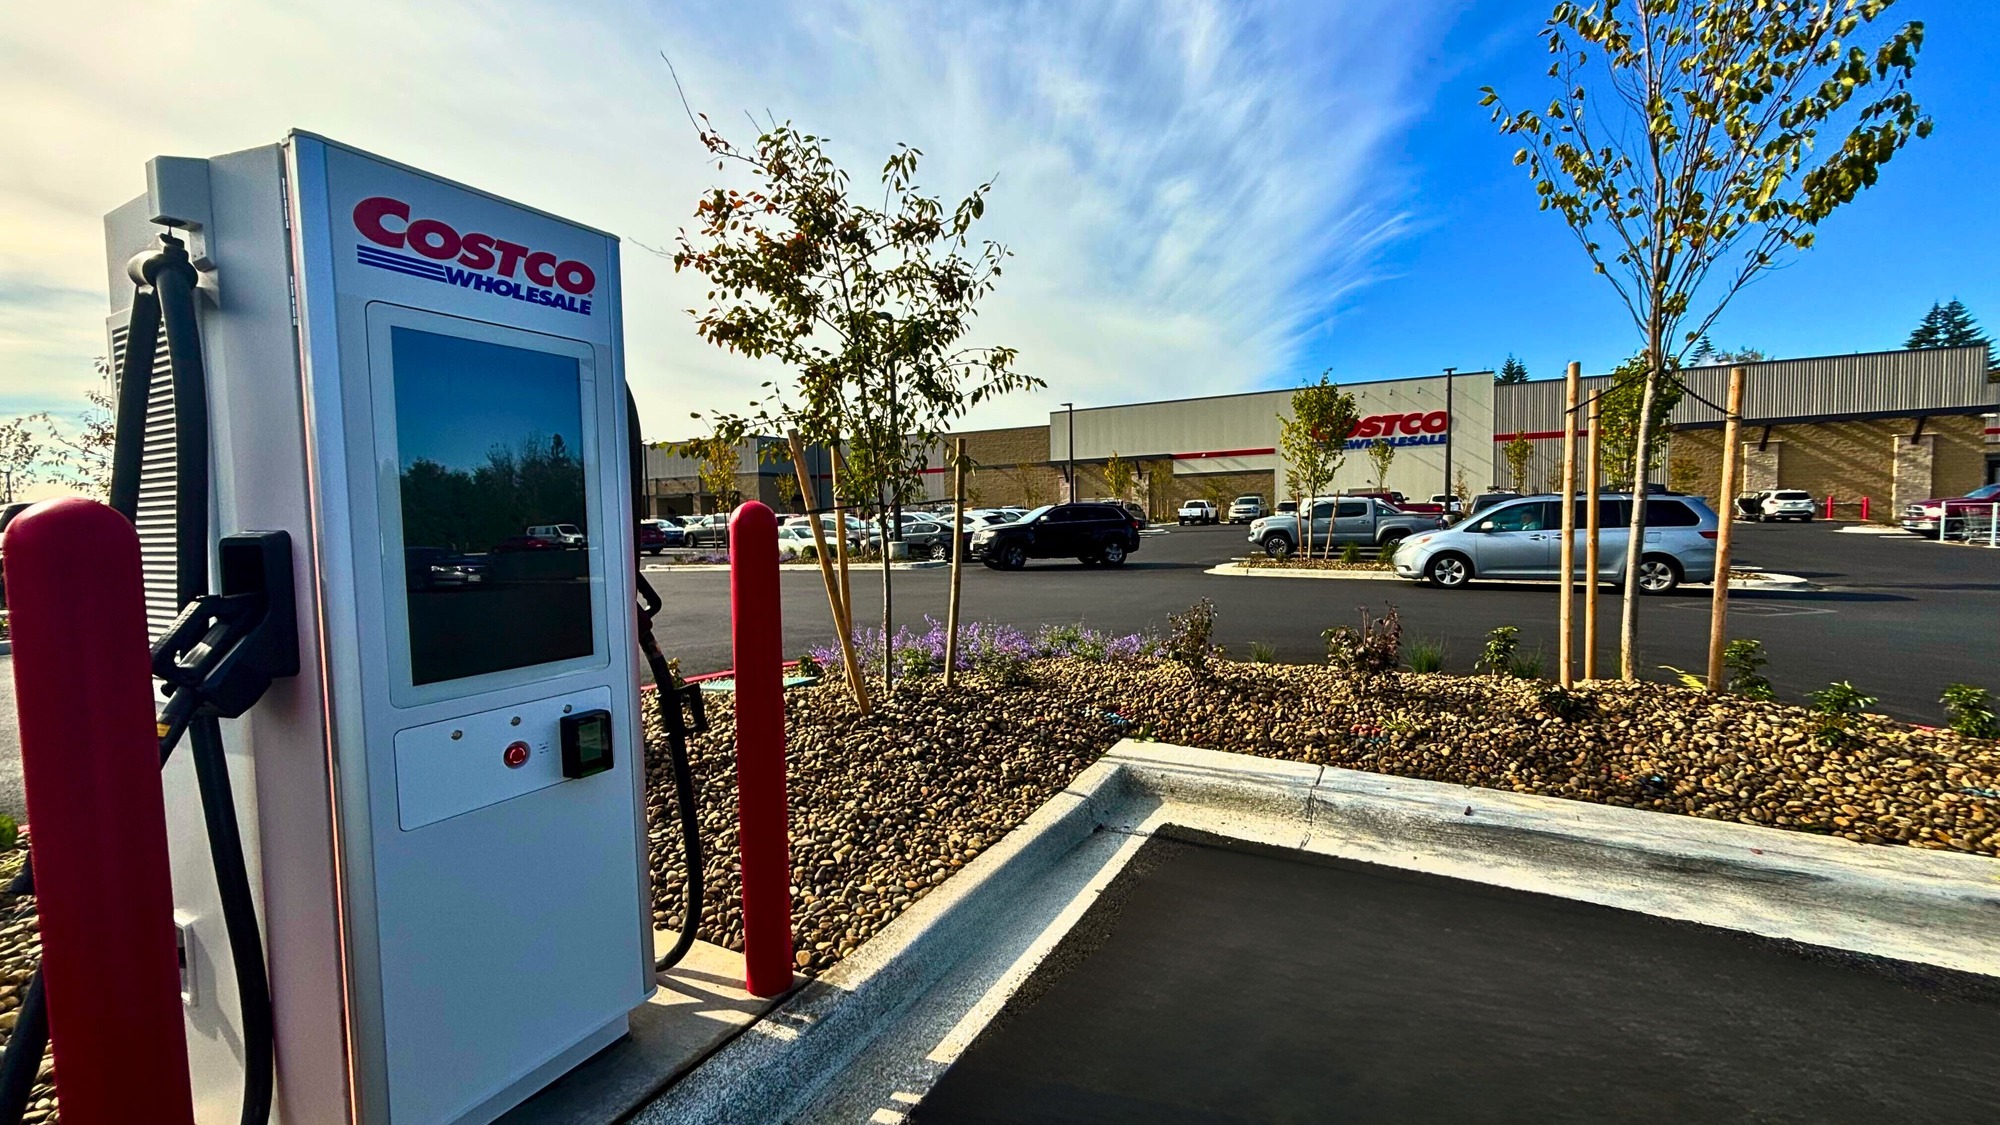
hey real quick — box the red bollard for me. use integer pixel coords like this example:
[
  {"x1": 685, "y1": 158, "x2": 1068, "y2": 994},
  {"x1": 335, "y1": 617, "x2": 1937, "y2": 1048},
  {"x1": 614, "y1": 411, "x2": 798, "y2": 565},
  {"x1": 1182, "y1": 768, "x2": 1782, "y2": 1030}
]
[
  {"x1": 1860, "y1": 495, "x2": 1870, "y2": 522},
  {"x1": 1825, "y1": 494, "x2": 1835, "y2": 520},
  {"x1": 728, "y1": 502, "x2": 794, "y2": 996},
  {"x1": 4, "y1": 499, "x2": 195, "y2": 1124}
]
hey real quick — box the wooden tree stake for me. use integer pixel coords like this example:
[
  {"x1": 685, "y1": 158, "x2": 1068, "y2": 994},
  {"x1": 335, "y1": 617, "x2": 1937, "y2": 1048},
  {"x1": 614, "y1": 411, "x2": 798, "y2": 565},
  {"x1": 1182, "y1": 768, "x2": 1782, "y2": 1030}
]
[
  {"x1": 1558, "y1": 361, "x2": 1580, "y2": 688},
  {"x1": 787, "y1": 430, "x2": 869, "y2": 711},
  {"x1": 944, "y1": 438, "x2": 968, "y2": 688},
  {"x1": 1584, "y1": 394, "x2": 1602, "y2": 680},
  {"x1": 1706, "y1": 367, "x2": 1747, "y2": 691}
]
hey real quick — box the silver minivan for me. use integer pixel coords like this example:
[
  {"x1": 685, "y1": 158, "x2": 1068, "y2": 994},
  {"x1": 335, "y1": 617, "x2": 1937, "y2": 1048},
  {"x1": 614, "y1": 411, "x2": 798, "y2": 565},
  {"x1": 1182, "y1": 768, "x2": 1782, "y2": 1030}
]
[{"x1": 1392, "y1": 493, "x2": 1719, "y2": 593}]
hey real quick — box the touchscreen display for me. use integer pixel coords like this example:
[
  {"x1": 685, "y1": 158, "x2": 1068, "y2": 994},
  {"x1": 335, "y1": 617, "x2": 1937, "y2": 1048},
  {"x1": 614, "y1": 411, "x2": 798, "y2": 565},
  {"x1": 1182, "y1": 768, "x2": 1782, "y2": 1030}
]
[{"x1": 391, "y1": 326, "x2": 593, "y2": 685}]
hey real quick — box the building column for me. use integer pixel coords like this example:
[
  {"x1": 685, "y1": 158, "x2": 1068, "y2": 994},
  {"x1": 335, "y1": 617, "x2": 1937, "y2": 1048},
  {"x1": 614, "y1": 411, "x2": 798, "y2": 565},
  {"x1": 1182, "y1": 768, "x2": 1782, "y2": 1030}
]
[
  {"x1": 1741, "y1": 441, "x2": 1781, "y2": 493},
  {"x1": 1892, "y1": 434, "x2": 1936, "y2": 516}
]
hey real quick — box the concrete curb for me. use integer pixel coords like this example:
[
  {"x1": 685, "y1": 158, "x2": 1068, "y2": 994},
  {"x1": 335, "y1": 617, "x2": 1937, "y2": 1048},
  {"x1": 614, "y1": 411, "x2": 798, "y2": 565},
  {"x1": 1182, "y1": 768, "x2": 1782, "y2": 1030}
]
[
  {"x1": 1205, "y1": 563, "x2": 1816, "y2": 590},
  {"x1": 636, "y1": 740, "x2": 2000, "y2": 1122}
]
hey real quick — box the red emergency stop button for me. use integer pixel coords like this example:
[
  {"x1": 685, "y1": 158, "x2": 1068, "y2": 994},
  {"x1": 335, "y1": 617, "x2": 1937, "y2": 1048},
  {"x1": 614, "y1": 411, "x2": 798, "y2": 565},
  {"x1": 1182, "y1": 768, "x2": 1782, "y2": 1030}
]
[{"x1": 503, "y1": 741, "x2": 531, "y2": 769}]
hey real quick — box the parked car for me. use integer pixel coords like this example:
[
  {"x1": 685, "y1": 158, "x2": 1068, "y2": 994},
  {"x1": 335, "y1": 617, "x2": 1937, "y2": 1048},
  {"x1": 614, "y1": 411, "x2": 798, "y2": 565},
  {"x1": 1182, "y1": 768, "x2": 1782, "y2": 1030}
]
[
  {"x1": 1394, "y1": 493, "x2": 1718, "y2": 593},
  {"x1": 1346, "y1": 490, "x2": 1445, "y2": 516},
  {"x1": 775, "y1": 524, "x2": 819, "y2": 560},
  {"x1": 1430, "y1": 494, "x2": 1464, "y2": 514},
  {"x1": 783, "y1": 513, "x2": 873, "y2": 552},
  {"x1": 1467, "y1": 490, "x2": 1523, "y2": 516},
  {"x1": 639, "y1": 518, "x2": 683, "y2": 553},
  {"x1": 1178, "y1": 500, "x2": 1219, "y2": 525},
  {"x1": 1275, "y1": 500, "x2": 1297, "y2": 514},
  {"x1": 1227, "y1": 495, "x2": 1265, "y2": 523},
  {"x1": 898, "y1": 517, "x2": 959, "y2": 560},
  {"x1": 681, "y1": 513, "x2": 730, "y2": 549},
  {"x1": 525, "y1": 523, "x2": 585, "y2": 547},
  {"x1": 0, "y1": 501, "x2": 32, "y2": 608},
  {"x1": 1737, "y1": 489, "x2": 1816, "y2": 522},
  {"x1": 1900, "y1": 482, "x2": 2000, "y2": 539},
  {"x1": 971, "y1": 503, "x2": 1144, "y2": 569},
  {"x1": 1247, "y1": 497, "x2": 1443, "y2": 559}
]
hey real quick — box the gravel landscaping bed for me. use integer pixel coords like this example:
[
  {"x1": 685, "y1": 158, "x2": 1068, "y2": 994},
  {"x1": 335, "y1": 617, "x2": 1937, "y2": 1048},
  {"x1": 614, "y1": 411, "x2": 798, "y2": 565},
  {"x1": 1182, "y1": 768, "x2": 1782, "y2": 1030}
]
[
  {"x1": 1240, "y1": 556, "x2": 1394, "y2": 572},
  {"x1": 650, "y1": 657, "x2": 2000, "y2": 982}
]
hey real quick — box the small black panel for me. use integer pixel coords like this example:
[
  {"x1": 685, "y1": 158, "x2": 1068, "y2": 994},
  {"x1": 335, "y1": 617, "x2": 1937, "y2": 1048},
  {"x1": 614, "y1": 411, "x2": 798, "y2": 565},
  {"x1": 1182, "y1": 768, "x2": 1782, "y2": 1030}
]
[{"x1": 560, "y1": 709, "x2": 614, "y2": 779}]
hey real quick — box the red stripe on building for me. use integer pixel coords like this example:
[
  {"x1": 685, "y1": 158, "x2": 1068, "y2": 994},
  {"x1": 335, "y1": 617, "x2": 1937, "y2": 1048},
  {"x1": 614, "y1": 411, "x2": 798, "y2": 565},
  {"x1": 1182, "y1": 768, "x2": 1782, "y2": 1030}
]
[{"x1": 1170, "y1": 447, "x2": 1277, "y2": 460}]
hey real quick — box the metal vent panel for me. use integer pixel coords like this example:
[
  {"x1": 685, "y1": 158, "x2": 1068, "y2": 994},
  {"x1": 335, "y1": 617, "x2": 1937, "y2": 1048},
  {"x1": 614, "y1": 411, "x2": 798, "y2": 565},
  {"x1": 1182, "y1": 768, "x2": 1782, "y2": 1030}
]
[{"x1": 110, "y1": 321, "x2": 180, "y2": 640}]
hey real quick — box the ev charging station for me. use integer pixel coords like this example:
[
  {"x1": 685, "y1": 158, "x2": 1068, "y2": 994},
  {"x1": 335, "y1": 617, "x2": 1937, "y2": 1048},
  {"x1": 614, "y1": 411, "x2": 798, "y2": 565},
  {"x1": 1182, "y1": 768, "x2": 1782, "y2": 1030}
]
[{"x1": 98, "y1": 133, "x2": 654, "y2": 1123}]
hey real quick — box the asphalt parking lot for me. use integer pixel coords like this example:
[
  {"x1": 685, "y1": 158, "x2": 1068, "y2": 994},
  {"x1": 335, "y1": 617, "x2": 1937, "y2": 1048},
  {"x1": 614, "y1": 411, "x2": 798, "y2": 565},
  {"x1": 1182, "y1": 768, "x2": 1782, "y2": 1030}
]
[{"x1": 645, "y1": 518, "x2": 2000, "y2": 725}]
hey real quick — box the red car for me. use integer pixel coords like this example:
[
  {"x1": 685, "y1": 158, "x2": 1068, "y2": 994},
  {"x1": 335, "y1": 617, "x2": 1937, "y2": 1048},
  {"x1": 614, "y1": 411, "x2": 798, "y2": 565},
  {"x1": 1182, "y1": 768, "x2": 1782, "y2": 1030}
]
[{"x1": 1900, "y1": 482, "x2": 2000, "y2": 539}]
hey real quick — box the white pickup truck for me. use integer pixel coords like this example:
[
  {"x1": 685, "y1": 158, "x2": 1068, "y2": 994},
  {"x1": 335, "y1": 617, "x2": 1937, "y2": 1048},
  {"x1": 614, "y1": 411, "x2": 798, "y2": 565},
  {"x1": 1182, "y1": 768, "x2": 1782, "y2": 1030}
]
[
  {"x1": 1177, "y1": 500, "x2": 1219, "y2": 525},
  {"x1": 1247, "y1": 497, "x2": 1444, "y2": 558}
]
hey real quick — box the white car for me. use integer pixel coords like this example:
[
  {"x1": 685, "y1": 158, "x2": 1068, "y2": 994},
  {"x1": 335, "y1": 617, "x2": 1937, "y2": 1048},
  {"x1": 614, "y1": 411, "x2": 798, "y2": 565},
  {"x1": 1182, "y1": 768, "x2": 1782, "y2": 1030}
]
[
  {"x1": 525, "y1": 522, "x2": 585, "y2": 547},
  {"x1": 1178, "y1": 500, "x2": 1219, "y2": 525},
  {"x1": 1740, "y1": 489, "x2": 1815, "y2": 522},
  {"x1": 1227, "y1": 495, "x2": 1265, "y2": 523},
  {"x1": 775, "y1": 524, "x2": 818, "y2": 559}
]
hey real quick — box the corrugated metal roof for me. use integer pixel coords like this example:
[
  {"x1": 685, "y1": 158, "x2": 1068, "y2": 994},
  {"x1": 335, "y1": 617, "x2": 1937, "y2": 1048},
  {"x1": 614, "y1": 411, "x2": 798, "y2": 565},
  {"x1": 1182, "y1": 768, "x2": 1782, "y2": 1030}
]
[{"x1": 1496, "y1": 345, "x2": 1996, "y2": 433}]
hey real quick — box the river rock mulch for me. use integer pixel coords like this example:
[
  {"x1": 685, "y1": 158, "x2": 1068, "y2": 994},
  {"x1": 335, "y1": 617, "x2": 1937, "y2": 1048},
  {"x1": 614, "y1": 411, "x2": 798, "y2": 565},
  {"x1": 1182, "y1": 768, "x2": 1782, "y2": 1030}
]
[{"x1": 647, "y1": 657, "x2": 2000, "y2": 980}]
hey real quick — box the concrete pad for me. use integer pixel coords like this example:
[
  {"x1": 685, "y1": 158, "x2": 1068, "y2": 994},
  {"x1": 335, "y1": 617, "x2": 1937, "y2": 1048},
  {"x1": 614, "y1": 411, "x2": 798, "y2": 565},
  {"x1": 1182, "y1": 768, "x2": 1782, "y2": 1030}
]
[
  {"x1": 634, "y1": 740, "x2": 2000, "y2": 1124},
  {"x1": 496, "y1": 932, "x2": 781, "y2": 1124}
]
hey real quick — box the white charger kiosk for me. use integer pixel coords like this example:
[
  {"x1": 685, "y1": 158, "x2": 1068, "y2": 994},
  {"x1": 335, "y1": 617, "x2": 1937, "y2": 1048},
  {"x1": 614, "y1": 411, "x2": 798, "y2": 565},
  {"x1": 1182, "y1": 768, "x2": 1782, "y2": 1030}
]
[{"x1": 103, "y1": 133, "x2": 652, "y2": 1123}]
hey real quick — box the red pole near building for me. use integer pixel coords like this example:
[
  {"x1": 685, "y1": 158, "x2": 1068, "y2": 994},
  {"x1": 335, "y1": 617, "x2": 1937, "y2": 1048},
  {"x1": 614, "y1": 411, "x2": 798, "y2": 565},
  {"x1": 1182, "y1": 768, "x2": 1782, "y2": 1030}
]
[
  {"x1": 729, "y1": 502, "x2": 795, "y2": 997},
  {"x1": 4, "y1": 499, "x2": 195, "y2": 1124},
  {"x1": 1861, "y1": 496, "x2": 1870, "y2": 522},
  {"x1": 1825, "y1": 494, "x2": 1834, "y2": 520}
]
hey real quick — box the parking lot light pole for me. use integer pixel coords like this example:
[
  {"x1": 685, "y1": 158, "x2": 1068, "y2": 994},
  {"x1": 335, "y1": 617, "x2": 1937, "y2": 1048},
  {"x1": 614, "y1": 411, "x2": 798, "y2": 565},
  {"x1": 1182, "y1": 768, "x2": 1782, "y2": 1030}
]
[
  {"x1": 1062, "y1": 402, "x2": 1075, "y2": 502},
  {"x1": 1440, "y1": 368, "x2": 1457, "y2": 500}
]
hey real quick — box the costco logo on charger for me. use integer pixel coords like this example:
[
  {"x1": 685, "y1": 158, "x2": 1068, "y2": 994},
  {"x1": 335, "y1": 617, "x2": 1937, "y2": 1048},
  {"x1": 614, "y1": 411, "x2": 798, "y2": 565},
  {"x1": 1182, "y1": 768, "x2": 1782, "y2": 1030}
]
[{"x1": 351, "y1": 197, "x2": 596, "y2": 315}]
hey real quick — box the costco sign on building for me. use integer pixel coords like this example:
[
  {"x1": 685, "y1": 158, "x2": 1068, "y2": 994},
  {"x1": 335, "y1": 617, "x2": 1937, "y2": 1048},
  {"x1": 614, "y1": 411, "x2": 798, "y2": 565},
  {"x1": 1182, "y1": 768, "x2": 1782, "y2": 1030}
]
[{"x1": 1339, "y1": 411, "x2": 1450, "y2": 449}]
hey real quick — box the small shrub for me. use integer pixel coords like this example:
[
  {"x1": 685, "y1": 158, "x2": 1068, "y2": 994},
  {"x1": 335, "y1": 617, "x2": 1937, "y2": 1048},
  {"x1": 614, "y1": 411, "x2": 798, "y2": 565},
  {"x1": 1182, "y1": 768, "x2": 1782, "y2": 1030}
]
[
  {"x1": 1538, "y1": 686, "x2": 1593, "y2": 720},
  {"x1": 1379, "y1": 538, "x2": 1400, "y2": 566},
  {"x1": 1723, "y1": 639, "x2": 1776, "y2": 700},
  {"x1": 896, "y1": 642, "x2": 934, "y2": 681},
  {"x1": 795, "y1": 651, "x2": 824, "y2": 679},
  {"x1": 1165, "y1": 599, "x2": 1222, "y2": 673},
  {"x1": 1248, "y1": 641, "x2": 1277, "y2": 664},
  {"x1": 1406, "y1": 637, "x2": 1445, "y2": 674},
  {"x1": 1340, "y1": 542, "x2": 1363, "y2": 565},
  {"x1": 1807, "y1": 680, "x2": 1878, "y2": 746},
  {"x1": 1942, "y1": 684, "x2": 1999, "y2": 739},
  {"x1": 1323, "y1": 605, "x2": 1402, "y2": 677},
  {"x1": 1476, "y1": 626, "x2": 1520, "y2": 676},
  {"x1": 1507, "y1": 647, "x2": 1545, "y2": 680},
  {"x1": 799, "y1": 544, "x2": 819, "y2": 561},
  {"x1": 0, "y1": 814, "x2": 15, "y2": 852}
]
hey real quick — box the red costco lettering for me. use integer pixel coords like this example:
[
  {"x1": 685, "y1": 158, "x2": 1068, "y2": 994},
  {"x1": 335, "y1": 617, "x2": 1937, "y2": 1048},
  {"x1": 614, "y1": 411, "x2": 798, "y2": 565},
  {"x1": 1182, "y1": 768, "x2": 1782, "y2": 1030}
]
[{"x1": 349, "y1": 196, "x2": 597, "y2": 295}]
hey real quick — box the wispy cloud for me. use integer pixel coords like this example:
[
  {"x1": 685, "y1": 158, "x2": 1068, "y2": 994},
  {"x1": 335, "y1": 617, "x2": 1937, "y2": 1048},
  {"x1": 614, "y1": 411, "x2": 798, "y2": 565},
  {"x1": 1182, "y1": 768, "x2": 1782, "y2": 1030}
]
[{"x1": 0, "y1": 0, "x2": 1449, "y2": 431}]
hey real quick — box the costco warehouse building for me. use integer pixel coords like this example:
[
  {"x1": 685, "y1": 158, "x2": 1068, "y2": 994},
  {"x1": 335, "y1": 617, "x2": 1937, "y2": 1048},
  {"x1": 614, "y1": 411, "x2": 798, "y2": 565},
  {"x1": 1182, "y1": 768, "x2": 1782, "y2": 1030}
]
[{"x1": 648, "y1": 344, "x2": 1997, "y2": 521}]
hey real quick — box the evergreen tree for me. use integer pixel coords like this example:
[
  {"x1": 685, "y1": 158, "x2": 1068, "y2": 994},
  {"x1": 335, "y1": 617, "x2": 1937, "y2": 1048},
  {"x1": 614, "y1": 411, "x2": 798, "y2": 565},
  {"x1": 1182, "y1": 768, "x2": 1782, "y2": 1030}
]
[
  {"x1": 1690, "y1": 336, "x2": 1718, "y2": 364},
  {"x1": 1906, "y1": 302, "x2": 1948, "y2": 348},
  {"x1": 1495, "y1": 354, "x2": 1529, "y2": 384},
  {"x1": 1935, "y1": 299, "x2": 1989, "y2": 348}
]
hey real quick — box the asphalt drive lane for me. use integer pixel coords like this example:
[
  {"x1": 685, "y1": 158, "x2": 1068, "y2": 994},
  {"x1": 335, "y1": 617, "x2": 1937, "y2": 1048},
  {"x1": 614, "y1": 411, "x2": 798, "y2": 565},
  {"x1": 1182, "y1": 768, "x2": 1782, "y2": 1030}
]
[{"x1": 644, "y1": 520, "x2": 1999, "y2": 724}]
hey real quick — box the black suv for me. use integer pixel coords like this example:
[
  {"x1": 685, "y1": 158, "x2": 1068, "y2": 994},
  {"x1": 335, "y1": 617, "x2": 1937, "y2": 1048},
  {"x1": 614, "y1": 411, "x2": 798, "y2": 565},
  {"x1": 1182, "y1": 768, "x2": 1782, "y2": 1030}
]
[{"x1": 971, "y1": 503, "x2": 1144, "y2": 570}]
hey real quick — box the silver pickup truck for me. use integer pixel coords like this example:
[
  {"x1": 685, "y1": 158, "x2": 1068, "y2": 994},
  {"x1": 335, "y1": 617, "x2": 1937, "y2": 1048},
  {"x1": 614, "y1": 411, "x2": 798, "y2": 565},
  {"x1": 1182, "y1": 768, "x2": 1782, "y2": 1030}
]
[{"x1": 1246, "y1": 497, "x2": 1444, "y2": 559}]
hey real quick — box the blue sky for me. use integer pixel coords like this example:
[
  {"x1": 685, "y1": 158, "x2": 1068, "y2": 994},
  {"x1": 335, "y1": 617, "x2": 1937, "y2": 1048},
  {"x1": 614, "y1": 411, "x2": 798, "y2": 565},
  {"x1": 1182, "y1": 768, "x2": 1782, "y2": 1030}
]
[
  {"x1": 1296, "y1": 1, "x2": 2000, "y2": 390},
  {"x1": 3, "y1": 0, "x2": 1993, "y2": 440}
]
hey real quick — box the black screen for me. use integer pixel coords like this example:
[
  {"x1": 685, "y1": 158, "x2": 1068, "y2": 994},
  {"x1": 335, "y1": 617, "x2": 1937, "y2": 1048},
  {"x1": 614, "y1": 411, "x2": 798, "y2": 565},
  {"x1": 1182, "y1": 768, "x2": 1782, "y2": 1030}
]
[{"x1": 391, "y1": 327, "x2": 594, "y2": 685}]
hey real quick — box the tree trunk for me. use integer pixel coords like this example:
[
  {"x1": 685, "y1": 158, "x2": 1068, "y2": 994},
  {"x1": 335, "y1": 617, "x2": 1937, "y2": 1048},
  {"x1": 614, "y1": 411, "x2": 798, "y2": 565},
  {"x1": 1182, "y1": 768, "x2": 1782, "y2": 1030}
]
[{"x1": 1618, "y1": 361, "x2": 1660, "y2": 680}]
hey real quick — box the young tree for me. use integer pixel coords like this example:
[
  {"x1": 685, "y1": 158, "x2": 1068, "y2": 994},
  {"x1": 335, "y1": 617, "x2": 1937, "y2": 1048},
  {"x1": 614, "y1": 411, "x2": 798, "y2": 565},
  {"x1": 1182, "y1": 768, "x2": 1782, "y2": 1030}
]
[
  {"x1": 0, "y1": 413, "x2": 49, "y2": 502},
  {"x1": 1598, "y1": 352, "x2": 1685, "y2": 488},
  {"x1": 1367, "y1": 438, "x2": 1395, "y2": 494},
  {"x1": 1484, "y1": 0, "x2": 1931, "y2": 678},
  {"x1": 1104, "y1": 451, "x2": 1137, "y2": 505},
  {"x1": 1277, "y1": 372, "x2": 1359, "y2": 558},
  {"x1": 1014, "y1": 462, "x2": 1052, "y2": 507},
  {"x1": 43, "y1": 387, "x2": 115, "y2": 498},
  {"x1": 1496, "y1": 354, "x2": 1530, "y2": 384},
  {"x1": 675, "y1": 434, "x2": 741, "y2": 514},
  {"x1": 1503, "y1": 431, "x2": 1536, "y2": 494},
  {"x1": 775, "y1": 469, "x2": 801, "y2": 513},
  {"x1": 673, "y1": 119, "x2": 1034, "y2": 694}
]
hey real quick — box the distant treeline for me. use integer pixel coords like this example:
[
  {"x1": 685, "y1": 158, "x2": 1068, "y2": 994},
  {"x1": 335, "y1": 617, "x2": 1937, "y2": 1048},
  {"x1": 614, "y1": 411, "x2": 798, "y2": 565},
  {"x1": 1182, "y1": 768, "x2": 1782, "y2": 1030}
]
[{"x1": 400, "y1": 432, "x2": 587, "y2": 552}]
